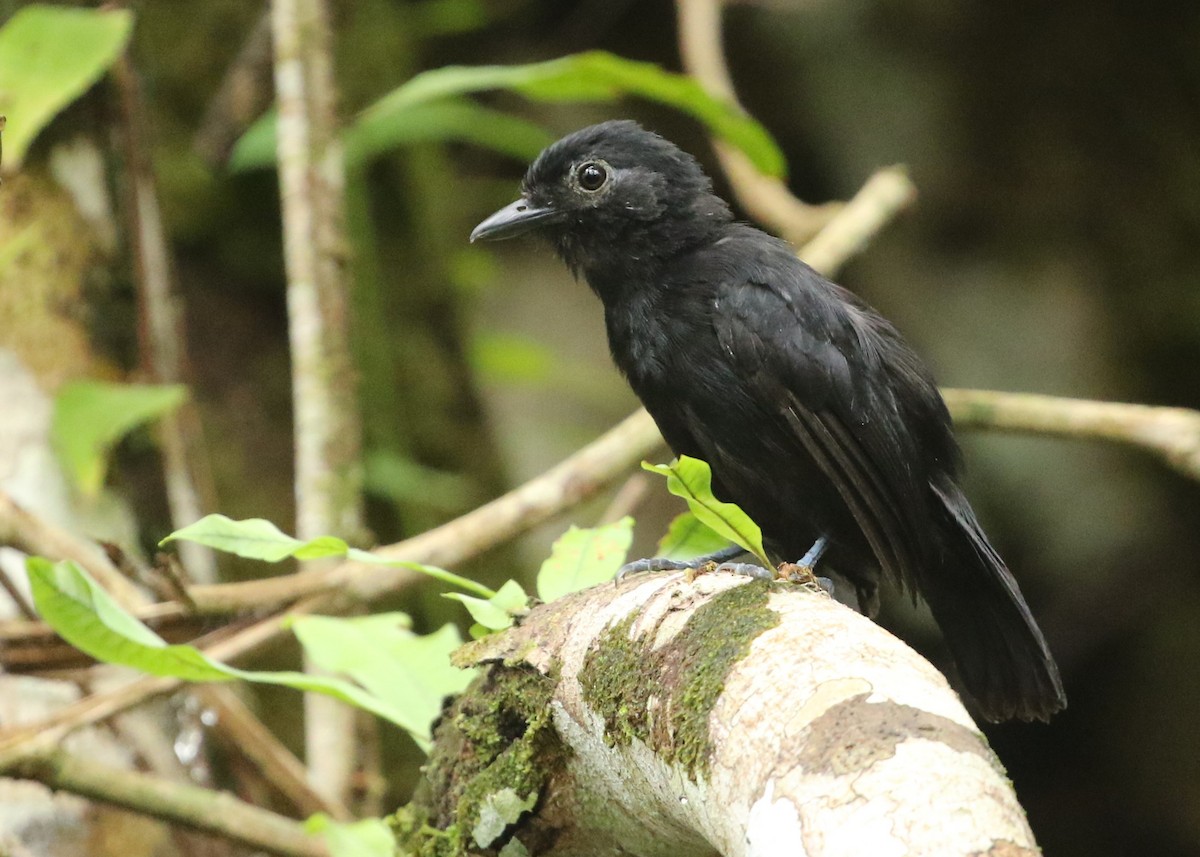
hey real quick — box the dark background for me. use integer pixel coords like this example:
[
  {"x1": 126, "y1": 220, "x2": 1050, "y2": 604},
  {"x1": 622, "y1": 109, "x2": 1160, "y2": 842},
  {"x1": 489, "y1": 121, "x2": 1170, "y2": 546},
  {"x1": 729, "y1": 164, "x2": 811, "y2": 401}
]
[{"x1": 23, "y1": 0, "x2": 1200, "y2": 853}]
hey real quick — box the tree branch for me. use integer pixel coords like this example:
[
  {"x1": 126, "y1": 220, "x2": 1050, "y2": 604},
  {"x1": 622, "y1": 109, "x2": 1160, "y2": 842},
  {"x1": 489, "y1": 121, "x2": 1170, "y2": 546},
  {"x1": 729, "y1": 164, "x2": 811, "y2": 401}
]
[
  {"x1": 271, "y1": 0, "x2": 364, "y2": 806},
  {"x1": 2, "y1": 748, "x2": 328, "y2": 857},
  {"x1": 271, "y1": 0, "x2": 363, "y2": 544},
  {"x1": 0, "y1": 490, "x2": 144, "y2": 612},
  {"x1": 676, "y1": 0, "x2": 845, "y2": 245},
  {"x1": 112, "y1": 54, "x2": 219, "y2": 585},
  {"x1": 943, "y1": 388, "x2": 1200, "y2": 480},
  {"x1": 412, "y1": 573, "x2": 1038, "y2": 856},
  {"x1": 194, "y1": 9, "x2": 275, "y2": 165}
]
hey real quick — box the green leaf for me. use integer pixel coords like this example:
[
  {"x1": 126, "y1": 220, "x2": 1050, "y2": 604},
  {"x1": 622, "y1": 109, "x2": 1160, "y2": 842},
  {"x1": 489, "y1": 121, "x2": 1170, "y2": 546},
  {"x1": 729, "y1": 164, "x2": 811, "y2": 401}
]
[
  {"x1": 499, "y1": 837, "x2": 531, "y2": 857},
  {"x1": 230, "y1": 100, "x2": 553, "y2": 172},
  {"x1": 0, "y1": 5, "x2": 134, "y2": 169},
  {"x1": 227, "y1": 109, "x2": 277, "y2": 171},
  {"x1": 293, "y1": 615, "x2": 472, "y2": 749},
  {"x1": 364, "y1": 451, "x2": 474, "y2": 512},
  {"x1": 471, "y1": 332, "x2": 557, "y2": 385},
  {"x1": 344, "y1": 99, "x2": 552, "y2": 168},
  {"x1": 445, "y1": 592, "x2": 512, "y2": 631},
  {"x1": 537, "y1": 517, "x2": 633, "y2": 603},
  {"x1": 657, "y1": 511, "x2": 734, "y2": 561},
  {"x1": 489, "y1": 578, "x2": 530, "y2": 614},
  {"x1": 642, "y1": 456, "x2": 771, "y2": 567},
  {"x1": 162, "y1": 514, "x2": 495, "y2": 598},
  {"x1": 305, "y1": 815, "x2": 394, "y2": 857},
  {"x1": 52, "y1": 380, "x2": 187, "y2": 496},
  {"x1": 362, "y1": 51, "x2": 786, "y2": 176},
  {"x1": 161, "y1": 514, "x2": 348, "y2": 562},
  {"x1": 27, "y1": 558, "x2": 468, "y2": 750},
  {"x1": 444, "y1": 578, "x2": 529, "y2": 632}
]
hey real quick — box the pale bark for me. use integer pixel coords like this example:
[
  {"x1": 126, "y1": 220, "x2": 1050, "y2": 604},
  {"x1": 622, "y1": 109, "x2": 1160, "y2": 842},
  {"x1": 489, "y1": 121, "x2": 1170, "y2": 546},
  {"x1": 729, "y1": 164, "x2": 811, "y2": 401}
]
[{"x1": 446, "y1": 572, "x2": 1038, "y2": 857}]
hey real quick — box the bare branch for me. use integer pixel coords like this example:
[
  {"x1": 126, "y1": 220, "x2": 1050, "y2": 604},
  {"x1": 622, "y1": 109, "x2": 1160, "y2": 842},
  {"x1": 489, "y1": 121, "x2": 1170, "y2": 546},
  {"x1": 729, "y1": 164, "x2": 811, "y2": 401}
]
[
  {"x1": 201, "y1": 686, "x2": 353, "y2": 821},
  {"x1": 797, "y1": 166, "x2": 917, "y2": 274},
  {"x1": 111, "y1": 54, "x2": 219, "y2": 585},
  {"x1": 271, "y1": 0, "x2": 364, "y2": 806},
  {"x1": 194, "y1": 9, "x2": 275, "y2": 165},
  {"x1": 0, "y1": 600, "x2": 314, "y2": 768},
  {"x1": 1, "y1": 748, "x2": 328, "y2": 857},
  {"x1": 0, "y1": 491, "x2": 338, "y2": 818},
  {"x1": 271, "y1": 0, "x2": 362, "y2": 543},
  {"x1": 676, "y1": 0, "x2": 843, "y2": 245},
  {"x1": 0, "y1": 490, "x2": 144, "y2": 612},
  {"x1": 944, "y1": 388, "x2": 1200, "y2": 480}
]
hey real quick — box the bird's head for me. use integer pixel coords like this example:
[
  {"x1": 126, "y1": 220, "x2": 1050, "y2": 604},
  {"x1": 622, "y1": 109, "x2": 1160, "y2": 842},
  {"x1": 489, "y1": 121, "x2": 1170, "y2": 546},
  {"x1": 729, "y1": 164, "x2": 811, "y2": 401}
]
[{"x1": 471, "y1": 120, "x2": 731, "y2": 286}]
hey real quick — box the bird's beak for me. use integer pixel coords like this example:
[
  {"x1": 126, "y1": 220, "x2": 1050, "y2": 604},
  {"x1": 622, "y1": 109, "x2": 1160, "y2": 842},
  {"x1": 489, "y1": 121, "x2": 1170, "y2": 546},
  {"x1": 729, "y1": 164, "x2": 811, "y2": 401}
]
[{"x1": 470, "y1": 197, "x2": 560, "y2": 242}]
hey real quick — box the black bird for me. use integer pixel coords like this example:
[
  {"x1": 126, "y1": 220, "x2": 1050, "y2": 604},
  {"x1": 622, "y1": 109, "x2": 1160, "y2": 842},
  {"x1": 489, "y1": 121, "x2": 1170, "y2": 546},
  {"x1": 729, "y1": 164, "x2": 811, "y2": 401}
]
[{"x1": 471, "y1": 120, "x2": 1065, "y2": 722}]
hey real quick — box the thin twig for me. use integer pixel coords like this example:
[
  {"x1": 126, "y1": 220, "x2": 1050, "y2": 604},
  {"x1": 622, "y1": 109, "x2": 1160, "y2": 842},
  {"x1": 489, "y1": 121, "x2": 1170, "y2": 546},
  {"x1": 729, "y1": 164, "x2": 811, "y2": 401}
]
[
  {"x1": 194, "y1": 8, "x2": 275, "y2": 165},
  {"x1": 112, "y1": 55, "x2": 218, "y2": 585},
  {"x1": 0, "y1": 564, "x2": 36, "y2": 620},
  {"x1": 798, "y1": 166, "x2": 917, "y2": 273},
  {"x1": 2, "y1": 748, "x2": 328, "y2": 857},
  {"x1": 0, "y1": 601, "x2": 313, "y2": 767},
  {"x1": 597, "y1": 473, "x2": 652, "y2": 524},
  {"x1": 676, "y1": 0, "x2": 843, "y2": 244},
  {"x1": 198, "y1": 686, "x2": 353, "y2": 821},
  {"x1": 0, "y1": 490, "x2": 145, "y2": 611},
  {"x1": 0, "y1": 492, "x2": 340, "y2": 818}
]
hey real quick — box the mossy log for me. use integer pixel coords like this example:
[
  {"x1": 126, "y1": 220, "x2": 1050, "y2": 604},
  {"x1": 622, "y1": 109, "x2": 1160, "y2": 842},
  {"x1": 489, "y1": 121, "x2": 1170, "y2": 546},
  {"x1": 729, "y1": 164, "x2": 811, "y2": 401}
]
[{"x1": 396, "y1": 571, "x2": 1038, "y2": 857}]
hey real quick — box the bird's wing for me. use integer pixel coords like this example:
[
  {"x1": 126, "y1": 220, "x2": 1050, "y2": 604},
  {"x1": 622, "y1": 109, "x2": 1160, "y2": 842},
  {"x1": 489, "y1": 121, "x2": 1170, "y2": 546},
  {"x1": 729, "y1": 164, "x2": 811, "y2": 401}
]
[{"x1": 712, "y1": 272, "x2": 930, "y2": 590}]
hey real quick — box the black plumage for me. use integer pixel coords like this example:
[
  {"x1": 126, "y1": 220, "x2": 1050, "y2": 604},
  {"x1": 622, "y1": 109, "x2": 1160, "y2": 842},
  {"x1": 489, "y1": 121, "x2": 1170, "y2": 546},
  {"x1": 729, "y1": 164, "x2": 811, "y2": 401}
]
[{"x1": 471, "y1": 120, "x2": 1065, "y2": 722}]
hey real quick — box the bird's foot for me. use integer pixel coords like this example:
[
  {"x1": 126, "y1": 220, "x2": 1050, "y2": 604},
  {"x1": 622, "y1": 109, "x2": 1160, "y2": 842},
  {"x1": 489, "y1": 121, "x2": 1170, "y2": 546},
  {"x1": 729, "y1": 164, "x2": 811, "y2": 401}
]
[
  {"x1": 775, "y1": 563, "x2": 835, "y2": 597},
  {"x1": 705, "y1": 562, "x2": 831, "y2": 600},
  {"x1": 781, "y1": 536, "x2": 833, "y2": 596},
  {"x1": 616, "y1": 545, "x2": 744, "y2": 584}
]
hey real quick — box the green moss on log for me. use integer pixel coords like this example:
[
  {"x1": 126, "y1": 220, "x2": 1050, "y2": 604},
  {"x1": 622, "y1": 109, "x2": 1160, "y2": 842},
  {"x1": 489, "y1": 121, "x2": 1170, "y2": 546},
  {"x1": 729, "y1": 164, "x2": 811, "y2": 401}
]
[
  {"x1": 390, "y1": 665, "x2": 564, "y2": 857},
  {"x1": 578, "y1": 579, "x2": 779, "y2": 778}
]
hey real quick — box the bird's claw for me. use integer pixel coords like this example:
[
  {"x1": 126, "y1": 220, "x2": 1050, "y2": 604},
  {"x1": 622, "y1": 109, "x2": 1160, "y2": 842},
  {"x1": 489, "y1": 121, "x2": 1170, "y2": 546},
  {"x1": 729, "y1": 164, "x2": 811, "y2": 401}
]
[{"x1": 775, "y1": 563, "x2": 835, "y2": 598}]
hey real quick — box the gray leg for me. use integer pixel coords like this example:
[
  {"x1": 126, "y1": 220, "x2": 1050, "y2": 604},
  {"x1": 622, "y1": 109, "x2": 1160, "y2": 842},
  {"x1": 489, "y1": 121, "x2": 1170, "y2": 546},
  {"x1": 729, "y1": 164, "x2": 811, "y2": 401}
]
[{"x1": 798, "y1": 535, "x2": 829, "y2": 570}]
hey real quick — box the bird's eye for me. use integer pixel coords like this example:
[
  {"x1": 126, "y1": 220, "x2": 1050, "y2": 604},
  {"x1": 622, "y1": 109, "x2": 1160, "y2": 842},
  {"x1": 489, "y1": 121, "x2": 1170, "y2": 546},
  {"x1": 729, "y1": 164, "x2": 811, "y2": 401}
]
[{"x1": 576, "y1": 162, "x2": 608, "y2": 192}]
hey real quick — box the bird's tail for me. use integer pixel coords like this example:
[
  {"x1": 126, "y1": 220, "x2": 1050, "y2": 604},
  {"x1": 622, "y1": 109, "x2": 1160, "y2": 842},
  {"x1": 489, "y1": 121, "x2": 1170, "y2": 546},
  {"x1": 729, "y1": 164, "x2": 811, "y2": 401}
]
[{"x1": 921, "y1": 478, "x2": 1066, "y2": 722}]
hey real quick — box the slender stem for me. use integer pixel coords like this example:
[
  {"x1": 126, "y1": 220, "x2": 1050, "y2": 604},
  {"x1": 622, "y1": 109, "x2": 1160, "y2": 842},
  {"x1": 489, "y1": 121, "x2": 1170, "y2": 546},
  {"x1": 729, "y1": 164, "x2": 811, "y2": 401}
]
[
  {"x1": 0, "y1": 490, "x2": 145, "y2": 611},
  {"x1": 271, "y1": 0, "x2": 363, "y2": 543},
  {"x1": 112, "y1": 55, "x2": 218, "y2": 584},
  {"x1": 271, "y1": 0, "x2": 364, "y2": 807}
]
